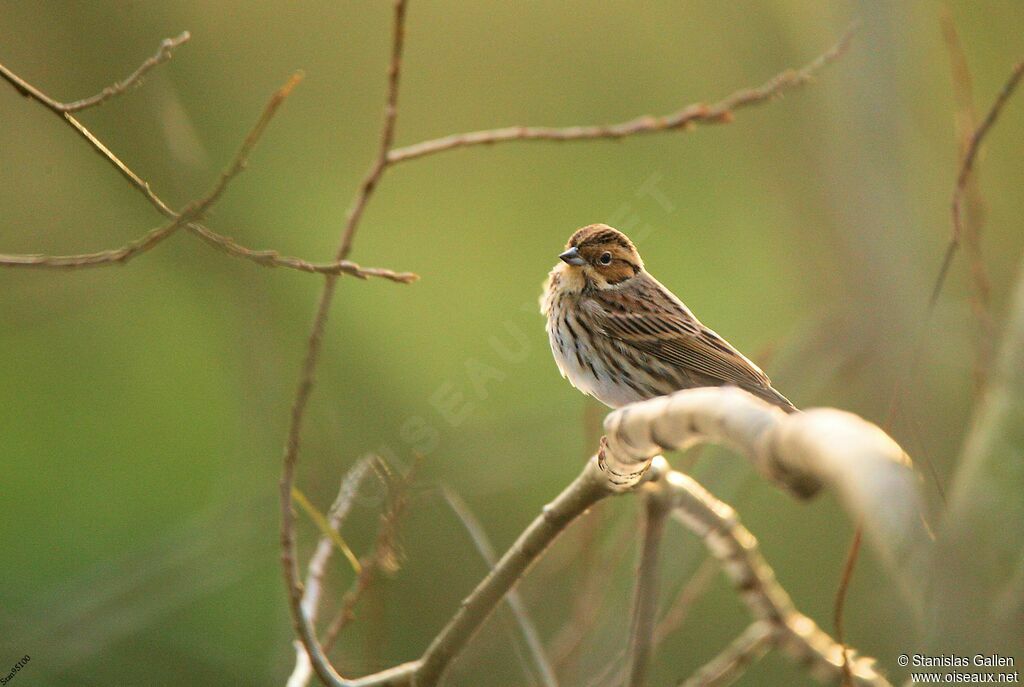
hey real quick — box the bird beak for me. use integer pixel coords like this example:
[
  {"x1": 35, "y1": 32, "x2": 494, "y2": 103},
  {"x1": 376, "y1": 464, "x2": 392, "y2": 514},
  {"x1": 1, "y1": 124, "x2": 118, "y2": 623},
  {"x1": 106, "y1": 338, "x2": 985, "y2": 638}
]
[{"x1": 559, "y1": 247, "x2": 586, "y2": 266}]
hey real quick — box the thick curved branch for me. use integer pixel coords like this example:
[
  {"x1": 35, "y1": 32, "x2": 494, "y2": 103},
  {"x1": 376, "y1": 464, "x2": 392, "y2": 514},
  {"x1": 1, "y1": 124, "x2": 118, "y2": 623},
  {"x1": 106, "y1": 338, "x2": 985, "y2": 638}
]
[
  {"x1": 601, "y1": 387, "x2": 929, "y2": 593},
  {"x1": 385, "y1": 23, "x2": 857, "y2": 165},
  {"x1": 369, "y1": 450, "x2": 889, "y2": 687}
]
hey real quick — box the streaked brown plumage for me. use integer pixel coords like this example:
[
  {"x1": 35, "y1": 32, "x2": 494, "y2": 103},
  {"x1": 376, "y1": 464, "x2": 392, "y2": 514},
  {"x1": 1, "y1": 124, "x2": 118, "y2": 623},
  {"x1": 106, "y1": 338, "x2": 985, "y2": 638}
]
[{"x1": 540, "y1": 224, "x2": 796, "y2": 412}]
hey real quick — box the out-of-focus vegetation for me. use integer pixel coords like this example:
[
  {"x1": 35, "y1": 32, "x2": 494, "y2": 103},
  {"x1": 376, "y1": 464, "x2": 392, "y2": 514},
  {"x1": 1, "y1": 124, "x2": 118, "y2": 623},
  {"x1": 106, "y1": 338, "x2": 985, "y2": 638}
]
[{"x1": 1, "y1": 2, "x2": 1022, "y2": 685}]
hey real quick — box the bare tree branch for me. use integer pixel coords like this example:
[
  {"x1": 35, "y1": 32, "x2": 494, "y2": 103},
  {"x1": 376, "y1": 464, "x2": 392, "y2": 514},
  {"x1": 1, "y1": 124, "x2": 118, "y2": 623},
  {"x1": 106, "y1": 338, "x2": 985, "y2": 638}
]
[
  {"x1": 385, "y1": 23, "x2": 858, "y2": 165},
  {"x1": 0, "y1": 72, "x2": 303, "y2": 269},
  {"x1": 661, "y1": 462, "x2": 891, "y2": 687},
  {"x1": 278, "y1": 1, "x2": 414, "y2": 683},
  {"x1": 0, "y1": 39, "x2": 412, "y2": 281}
]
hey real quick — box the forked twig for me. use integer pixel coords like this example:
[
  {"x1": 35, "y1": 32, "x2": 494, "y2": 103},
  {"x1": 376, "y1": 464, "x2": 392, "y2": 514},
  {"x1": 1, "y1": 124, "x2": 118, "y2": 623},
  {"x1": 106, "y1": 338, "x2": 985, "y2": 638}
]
[
  {"x1": 289, "y1": 458, "x2": 375, "y2": 687},
  {"x1": 0, "y1": 31, "x2": 191, "y2": 114},
  {"x1": 1, "y1": 72, "x2": 303, "y2": 269}
]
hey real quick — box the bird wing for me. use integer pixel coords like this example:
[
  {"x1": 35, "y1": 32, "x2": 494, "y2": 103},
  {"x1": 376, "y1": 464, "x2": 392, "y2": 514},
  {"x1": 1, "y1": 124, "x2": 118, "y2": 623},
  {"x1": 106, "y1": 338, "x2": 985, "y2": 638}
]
[{"x1": 585, "y1": 279, "x2": 774, "y2": 392}]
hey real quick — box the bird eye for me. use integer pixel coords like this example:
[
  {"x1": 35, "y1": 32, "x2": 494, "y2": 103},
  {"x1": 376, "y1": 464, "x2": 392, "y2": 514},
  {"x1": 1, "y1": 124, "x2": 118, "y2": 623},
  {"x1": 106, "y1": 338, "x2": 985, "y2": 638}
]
[{"x1": 598, "y1": 252, "x2": 613, "y2": 265}]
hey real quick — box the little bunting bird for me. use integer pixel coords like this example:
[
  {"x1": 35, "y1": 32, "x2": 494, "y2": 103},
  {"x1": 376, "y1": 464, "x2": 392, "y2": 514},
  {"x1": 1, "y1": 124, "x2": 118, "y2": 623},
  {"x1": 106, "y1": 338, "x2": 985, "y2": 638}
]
[{"x1": 540, "y1": 224, "x2": 797, "y2": 413}]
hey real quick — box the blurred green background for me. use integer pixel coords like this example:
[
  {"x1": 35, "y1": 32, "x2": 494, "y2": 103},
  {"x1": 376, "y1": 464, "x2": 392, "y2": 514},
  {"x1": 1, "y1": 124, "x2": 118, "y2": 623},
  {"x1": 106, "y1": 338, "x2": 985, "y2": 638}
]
[{"x1": 2, "y1": 1, "x2": 1023, "y2": 685}]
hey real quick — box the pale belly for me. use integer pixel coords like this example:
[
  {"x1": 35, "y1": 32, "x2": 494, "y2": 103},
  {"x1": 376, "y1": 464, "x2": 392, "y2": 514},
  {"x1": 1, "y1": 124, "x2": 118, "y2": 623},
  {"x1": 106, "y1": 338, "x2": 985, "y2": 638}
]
[{"x1": 545, "y1": 313, "x2": 652, "y2": 409}]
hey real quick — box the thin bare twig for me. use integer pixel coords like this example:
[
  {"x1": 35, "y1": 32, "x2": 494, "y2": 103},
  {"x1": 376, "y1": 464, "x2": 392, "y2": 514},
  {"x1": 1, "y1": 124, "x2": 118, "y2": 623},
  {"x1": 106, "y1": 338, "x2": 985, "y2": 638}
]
[
  {"x1": 186, "y1": 225, "x2": 418, "y2": 282},
  {"x1": 0, "y1": 32, "x2": 191, "y2": 114},
  {"x1": 320, "y1": 458, "x2": 416, "y2": 656},
  {"x1": 940, "y1": 10, "x2": 994, "y2": 391},
  {"x1": 0, "y1": 40, "x2": 412, "y2": 281},
  {"x1": 652, "y1": 556, "x2": 718, "y2": 646},
  {"x1": 677, "y1": 622, "x2": 774, "y2": 687},
  {"x1": 385, "y1": 22, "x2": 858, "y2": 165},
  {"x1": 627, "y1": 474, "x2": 674, "y2": 687},
  {"x1": 441, "y1": 486, "x2": 559, "y2": 687},
  {"x1": 0, "y1": 72, "x2": 303, "y2": 270},
  {"x1": 64, "y1": 32, "x2": 192, "y2": 112},
  {"x1": 835, "y1": 525, "x2": 864, "y2": 687},
  {"x1": 412, "y1": 459, "x2": 612, "y2": 687},
  {"x1": 0, "y1": 221, "x2": 193, "y2": 269},
  {"x1": 289, "y1": 457, "x2": 375, "y2": 687}
]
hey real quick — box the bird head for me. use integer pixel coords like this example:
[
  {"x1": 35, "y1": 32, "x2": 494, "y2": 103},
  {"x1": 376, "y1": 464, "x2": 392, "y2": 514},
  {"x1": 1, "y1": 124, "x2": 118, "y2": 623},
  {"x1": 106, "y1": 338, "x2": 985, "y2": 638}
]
[{"x1": 557, "y1": 224, "x2": 644, "y2": 288}]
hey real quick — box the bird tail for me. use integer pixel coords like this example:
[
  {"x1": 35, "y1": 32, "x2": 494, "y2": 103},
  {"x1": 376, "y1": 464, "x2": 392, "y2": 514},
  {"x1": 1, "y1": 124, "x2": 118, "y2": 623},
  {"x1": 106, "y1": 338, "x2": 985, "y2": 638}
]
[{"x1": 748, "y1": 384, "x2": 799, "y2": 414}]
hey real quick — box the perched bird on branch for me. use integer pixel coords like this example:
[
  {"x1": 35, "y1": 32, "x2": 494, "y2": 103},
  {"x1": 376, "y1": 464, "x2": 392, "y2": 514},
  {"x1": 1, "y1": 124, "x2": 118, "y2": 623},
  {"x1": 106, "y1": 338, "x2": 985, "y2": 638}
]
[{"x1": 541, "y1": 224, "x2": 796, "y2": 412}]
